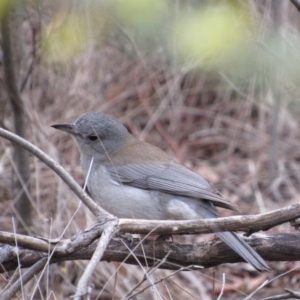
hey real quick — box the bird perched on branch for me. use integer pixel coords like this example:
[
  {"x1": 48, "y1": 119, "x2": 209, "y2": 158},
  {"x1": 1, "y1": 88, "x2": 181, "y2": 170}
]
[{"x1": 52, "y1": 112, "x2": 270, "y2": 272}]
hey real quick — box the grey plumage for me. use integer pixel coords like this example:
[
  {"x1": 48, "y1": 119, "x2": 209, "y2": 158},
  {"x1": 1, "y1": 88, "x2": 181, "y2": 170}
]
[
  {"x1": 52, "y1": 112, "x2": 271, "y2": 272},
  {"x1": 106, "y1": 162, "x2": 238, "y2": 211}
]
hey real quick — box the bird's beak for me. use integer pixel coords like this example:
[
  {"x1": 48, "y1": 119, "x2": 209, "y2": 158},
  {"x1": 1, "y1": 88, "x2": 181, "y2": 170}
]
[{"x1": 51, "y1": 123, "x2": 78, "y2": 135}]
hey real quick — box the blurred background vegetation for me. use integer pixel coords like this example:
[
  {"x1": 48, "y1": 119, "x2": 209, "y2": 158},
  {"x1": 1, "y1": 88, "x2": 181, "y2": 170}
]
[{"x1": 1, "y1": 0, "x2": 300, "y2": 299}]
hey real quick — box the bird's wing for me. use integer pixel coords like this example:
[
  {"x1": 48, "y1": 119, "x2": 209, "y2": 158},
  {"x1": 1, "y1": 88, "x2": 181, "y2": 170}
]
[{"x1": 106, "y1": 162, "x2": 239, "y2": 211}]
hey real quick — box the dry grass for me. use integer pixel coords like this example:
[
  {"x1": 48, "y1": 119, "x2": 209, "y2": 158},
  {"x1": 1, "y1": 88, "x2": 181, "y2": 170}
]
[{"x1": 1, "y1": 1, "x2": 300, "y2": 299}]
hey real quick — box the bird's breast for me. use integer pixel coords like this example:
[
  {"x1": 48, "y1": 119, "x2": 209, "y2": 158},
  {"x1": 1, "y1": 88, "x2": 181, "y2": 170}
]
[{"x1": 85, "y1": 165, "x2": 168, "y2": 219}]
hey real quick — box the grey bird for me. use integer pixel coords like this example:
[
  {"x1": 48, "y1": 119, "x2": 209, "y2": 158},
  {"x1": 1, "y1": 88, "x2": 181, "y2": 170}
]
[{"x1": 52, "y1": 112, "x2": 270, "y2": 271}]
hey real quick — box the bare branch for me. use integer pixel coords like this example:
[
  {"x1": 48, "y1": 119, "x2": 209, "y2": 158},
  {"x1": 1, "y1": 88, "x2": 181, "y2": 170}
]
[
  {"x1": 125, "y1": 250, "x2": 174, "y2": 298},
  {"x1": 0, "y1": 231, "x2": 50, "y2": 252},
  {"x1": 1, "y1": 198, "x2": 299, "y2": 258},
  {"x1": 73, "y1": 220, "x2": 118, "y2": 300},
  {"x1": 1, "y1": 257, "x2": 48, "y2": 300},
  {"x1": 291, "y1": 0, "x2": 300, "y2": 12},
  {"x1": 118, "y1": 202, "x2": 300, "y2": 235},
  {"x1": 0, "y1": 127, "x2": 110, "y2": 219},
  {"x1": 128, "y1": 264, "x2": 195, "y2": 299},
  {"x1": 0, "y1": 127, "x2": 119, "y2": 298},
  {"x1": 1, "y1": 233, "x2": 300, "y2": 273},
  {"x1": 261, "y1": 288, "x2": 300, "y2": 300}
]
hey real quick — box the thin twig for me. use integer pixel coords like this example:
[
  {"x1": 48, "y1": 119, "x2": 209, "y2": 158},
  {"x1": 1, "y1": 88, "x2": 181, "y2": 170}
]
[
  {"x1": 244, "y1": 265, "x2": 300, "y2": 300},
  {"x1": 72, "y1": 219, "x2": 118, "y2": 300},
  {"x1": 0, "y1": 128, "x2": 119, "y2": 299},
  {"x1": 96, "y1": 230, "x2": 160, "y2": 299},
  {"x1": 1, "y1": 257, "x2": 48, "y2": 300},
  {"x1": 125, "y1": 250, "x2": 173, "y2": 298},
  {"x1": 13, "y1": 218, "x2": 24, "y2": 299},
  {"x1": 120, "y1": 239, "x2": 162, "y2": 298},
  {"x1": 0, "y1": 127, "x2": 108, "y2": 218},
  {"x1": 260, "y1": 289, "x2": 300, "y2": 300},
  {"x1": 128, "y1": 265, "x2": 198, "y2": 299},
  {"x1": 291, "y1": 0, "x2": 300, "y2": 12},
  {"x1": 285, "y1": 289, "x2": 300, "y2": 298},
  {"x1": 217, "y1": 273, "x2": 225, "y2": 300}
]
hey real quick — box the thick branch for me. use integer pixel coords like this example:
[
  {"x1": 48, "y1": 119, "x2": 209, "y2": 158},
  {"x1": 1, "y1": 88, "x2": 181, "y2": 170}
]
[
  {"x1": 0, "y1": 200, "x2": 299, "y2": 256},
  {"x1": 118, "y1": 202, "x2": 300, "y2": 235},
  {"x1": 1, "y1": 233, "x2": 299, "y2": 273}
]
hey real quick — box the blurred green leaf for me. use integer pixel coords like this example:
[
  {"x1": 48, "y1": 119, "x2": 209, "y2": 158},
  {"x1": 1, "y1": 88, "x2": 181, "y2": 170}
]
[
  {"x1": 174, "y1": 4, "x2": 250, "y2": 68},
  {"x1": 0, "y1": 0, "x2": 17, "y2": 20},
  {"x1": 42, "y1": 13, "x2": 89, "y2": 62},
  {"x1": 112, "y1": 0, "x2": 166, "y2": 33}
]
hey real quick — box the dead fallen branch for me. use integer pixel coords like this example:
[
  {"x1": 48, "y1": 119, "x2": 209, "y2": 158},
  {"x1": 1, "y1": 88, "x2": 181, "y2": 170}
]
[
  {"x1": 0, "y1": 199, "x2": 299, "y2": 258},
  {"x1": 1, "y1": 232, "x2": 299, "y2": 273},
  {"x1": 118, "y1": 202, "x2": 300, "y2": 235}
]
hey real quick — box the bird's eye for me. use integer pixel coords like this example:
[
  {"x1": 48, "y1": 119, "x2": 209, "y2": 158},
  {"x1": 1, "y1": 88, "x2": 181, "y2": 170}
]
[{"x1": 87, "y1": 135, "x2": 98, "y2": 141}]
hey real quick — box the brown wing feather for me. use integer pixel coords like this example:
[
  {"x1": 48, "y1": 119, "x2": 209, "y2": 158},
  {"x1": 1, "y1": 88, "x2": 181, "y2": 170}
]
[{"x1": 107, "y1": 139, "x2": 239, "y2": 211}]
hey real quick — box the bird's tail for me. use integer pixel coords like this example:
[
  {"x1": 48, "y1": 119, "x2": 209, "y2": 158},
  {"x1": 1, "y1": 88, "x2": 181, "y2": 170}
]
[{"x1": 216, "y1": 231, "x2": 271, "y2": 272}]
